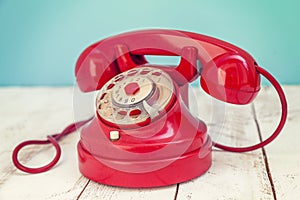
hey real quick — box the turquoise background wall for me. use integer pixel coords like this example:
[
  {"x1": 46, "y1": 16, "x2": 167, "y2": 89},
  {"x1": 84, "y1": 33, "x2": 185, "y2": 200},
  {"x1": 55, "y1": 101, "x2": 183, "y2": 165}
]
[{"x1": 0, "y1": 0, "x2": 299, "y2": 86}]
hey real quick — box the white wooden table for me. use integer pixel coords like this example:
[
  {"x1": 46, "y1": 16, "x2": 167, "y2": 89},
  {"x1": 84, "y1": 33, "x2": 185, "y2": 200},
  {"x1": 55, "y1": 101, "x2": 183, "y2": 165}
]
[{"x1": 0, "y1": 86, "x2": 299, "y2": 200}]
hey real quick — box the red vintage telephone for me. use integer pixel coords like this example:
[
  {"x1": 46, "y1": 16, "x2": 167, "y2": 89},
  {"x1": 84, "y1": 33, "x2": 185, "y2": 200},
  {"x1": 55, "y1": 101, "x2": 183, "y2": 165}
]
[{"x1": 12, "y1": 29, "x2": 287, "y2": 188}]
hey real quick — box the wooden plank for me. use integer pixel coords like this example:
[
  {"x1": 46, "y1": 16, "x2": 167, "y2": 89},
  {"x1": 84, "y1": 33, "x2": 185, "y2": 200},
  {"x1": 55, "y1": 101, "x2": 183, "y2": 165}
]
[
  {"x1": 1, "y1": 86, "x2": 291, "y2": 199},
  {"x1": 253, "y1": 86, "x2": 300, "y2": 199},
  {"x1": 78, "y1": 86, "x2": 273, "y2": 199},
  {"x1": 0, "y1": 87, "x2": 176, "y2": 199},
  {"x1": 176, "y1": 87, "x2": 273, "y2": 199},
  {"x1": 78, "y1": 181, "x2": 176, "y2": 200},
  {"x1": 0, "y1": 87, "x2": 73, "y2": 185},
  {"x1": 0, "y1": 87, "x2": 89, "y2": 199}
]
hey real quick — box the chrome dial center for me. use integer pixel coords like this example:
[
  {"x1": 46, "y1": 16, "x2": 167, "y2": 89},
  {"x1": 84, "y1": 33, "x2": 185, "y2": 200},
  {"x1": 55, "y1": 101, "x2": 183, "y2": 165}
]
[{"x1": 96, "y1": 67, "x2": 174, "y2": 126}]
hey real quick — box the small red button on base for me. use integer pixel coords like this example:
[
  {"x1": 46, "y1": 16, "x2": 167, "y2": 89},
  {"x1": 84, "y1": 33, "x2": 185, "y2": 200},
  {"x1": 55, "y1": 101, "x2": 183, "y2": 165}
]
[{"x1": 124, "y1": 82, "x2": 140, "y2": 95}]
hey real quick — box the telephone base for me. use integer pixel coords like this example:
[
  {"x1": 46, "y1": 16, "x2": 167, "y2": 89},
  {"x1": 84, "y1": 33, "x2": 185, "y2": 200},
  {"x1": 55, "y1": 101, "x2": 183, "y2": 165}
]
[{"x1": 77, "y1": 138, "x2": 212, "y2": 188}]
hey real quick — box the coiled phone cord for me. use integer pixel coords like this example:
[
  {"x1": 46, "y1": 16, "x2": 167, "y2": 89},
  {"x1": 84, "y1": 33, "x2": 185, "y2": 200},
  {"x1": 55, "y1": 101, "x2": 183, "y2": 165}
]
[
  {"x1": 12, "y1": 66, "x2": 287, "y2": 173},
  {"x1": 12, "y1": 118, "x2": 92, "y2": 173}
]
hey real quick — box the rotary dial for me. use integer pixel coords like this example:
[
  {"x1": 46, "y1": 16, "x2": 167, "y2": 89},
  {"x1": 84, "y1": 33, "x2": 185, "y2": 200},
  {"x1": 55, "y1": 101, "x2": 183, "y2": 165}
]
[{"x1": 96, "y1": 67, "x2": 174, "y2": 126}]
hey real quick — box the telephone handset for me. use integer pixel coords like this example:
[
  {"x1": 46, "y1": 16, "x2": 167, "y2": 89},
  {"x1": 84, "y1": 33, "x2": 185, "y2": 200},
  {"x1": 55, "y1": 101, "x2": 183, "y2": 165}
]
[{"x1": 12, "y1": 29, "x2": 287, "y2": 187}]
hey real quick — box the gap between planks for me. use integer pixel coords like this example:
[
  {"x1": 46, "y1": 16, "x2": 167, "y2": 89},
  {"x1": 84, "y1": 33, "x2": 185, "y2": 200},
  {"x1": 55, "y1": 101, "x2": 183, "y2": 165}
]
[
  {"x1": 76, "y1": 180, "x2": 91, "y2": 200},
  {"x1": 173, "y1": 183, "x2": 179, "y2": 200},
  {"x1": 0, "y1": 87, "x2": 284, "y2": 199},
  {"x1": 74, "y1": 104, "x2": 277, "y2": 200},
  {"x1": 252, "y1": 103, "x2": 277, "y2": 200}
]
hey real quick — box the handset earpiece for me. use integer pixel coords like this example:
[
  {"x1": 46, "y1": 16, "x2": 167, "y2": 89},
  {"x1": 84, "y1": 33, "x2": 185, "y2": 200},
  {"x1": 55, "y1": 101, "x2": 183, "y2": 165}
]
[{"x1": 200, "y1": 52, "x2": 261, "y2": 104}]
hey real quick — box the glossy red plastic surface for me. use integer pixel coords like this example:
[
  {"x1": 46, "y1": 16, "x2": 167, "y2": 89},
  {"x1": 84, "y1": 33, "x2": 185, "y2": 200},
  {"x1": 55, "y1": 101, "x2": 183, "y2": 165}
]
[
  {"x1": 74, "y1": 29, "x2": 260, "y2": 187},
  {"x1": 78, "y1": 138, "x2": 211, "y2": 188},
  {"x1": 73, "y1": 29, "x2": 278, "y2": 188},
  {"x1": 78, "y1": 78, "x2": 211, "y2": 187},
  {"x1": 75, "y1": 29, "x2": 260, "y2": 104},
  {"x1": 11, "y1": 30, "x2": 287, "y2": 187}
]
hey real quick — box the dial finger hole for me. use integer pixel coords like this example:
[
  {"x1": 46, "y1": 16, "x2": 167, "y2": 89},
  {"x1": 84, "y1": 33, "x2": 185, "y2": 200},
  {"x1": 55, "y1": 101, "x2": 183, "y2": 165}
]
[
  {"x1": 100, "y1": 93, "x2": 107, "y2": 100},
  {"x1": 107, "y1": 83, "x2": 115, "y2": 90},
  {"x1": 127, "y1": 70, "x2": 138, "y2": 76},
  {"x1": 116, "y1": 110, "x2": 127, "y2": 120},
  {"x1": 115, "y1": 75, "x2": 124, "y2": 82},
  {"x1": 152, "y1": 71, "x2": 161, "y2": 76},
  {"x1": 99, "y1": 103, "x2": 109, "y2": 110},
  {"x1": 103, "y1": 107, "x2": 113, "y2": 116},
  {"x1": 140, "y1": 70, "x2": 150, "y2": 75},
  {"x1": 129, "y1": 109, "x2": 141, "y2": 118}
]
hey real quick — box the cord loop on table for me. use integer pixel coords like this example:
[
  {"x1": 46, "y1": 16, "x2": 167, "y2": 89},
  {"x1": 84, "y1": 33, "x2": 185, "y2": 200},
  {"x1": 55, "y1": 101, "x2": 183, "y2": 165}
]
[{"x1": 12, "y1": 118, "x2": 92, "y2": 173}]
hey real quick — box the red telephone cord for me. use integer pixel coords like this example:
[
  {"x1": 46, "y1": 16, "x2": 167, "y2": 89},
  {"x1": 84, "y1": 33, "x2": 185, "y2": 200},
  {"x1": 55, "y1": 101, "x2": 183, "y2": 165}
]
[
  {"x1": 12, "y1": 66, "x2": 287, "y2": 173},
  {"x1": 213, "y1": 66, "x2": 288, "y2": 152},
  {"x1": 12, "y1": 118, "x2": 92, "y2": 173}
]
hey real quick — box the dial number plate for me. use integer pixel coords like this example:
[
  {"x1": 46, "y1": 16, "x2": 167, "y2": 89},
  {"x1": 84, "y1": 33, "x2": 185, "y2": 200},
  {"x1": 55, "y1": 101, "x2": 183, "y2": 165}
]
[{"x1": 96, "y1": 67, "x2": 174, "y2": 126}]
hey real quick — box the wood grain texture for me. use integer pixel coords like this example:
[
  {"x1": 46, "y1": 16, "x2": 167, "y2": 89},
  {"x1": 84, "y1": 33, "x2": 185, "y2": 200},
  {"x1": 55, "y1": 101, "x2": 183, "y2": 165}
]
[
  {"x1": 0, "y1": 86, "x2": 298, "y2": 200},
  {"x1": 0, "y1": 88, "x2": 88, "y2": 200},
  {"x1": 78, "y1": 181, "x2": 177, "y2": 200},
  {"x1": 176, "y1": 88, "x2": 272, "y2": 200},
  {"x1": 253, "y1": 86, "x2": 300, "y2": 199}
]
